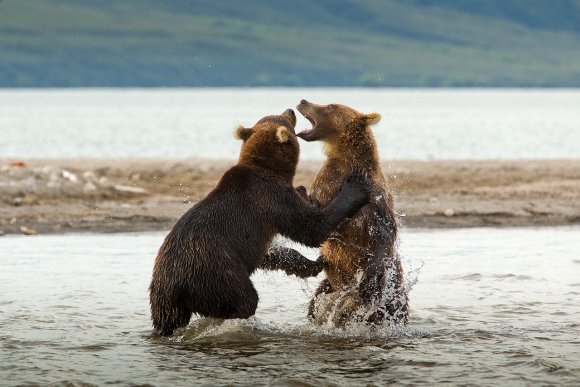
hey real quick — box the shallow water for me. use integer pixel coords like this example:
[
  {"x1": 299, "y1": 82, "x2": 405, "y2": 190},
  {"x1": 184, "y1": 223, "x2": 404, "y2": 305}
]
[
  {"x1": 1, "y1": 88, "x2": 580, "y2": 160},
  {"x1": 1, "y1": 227, "x2": 579, "y2": 385}
]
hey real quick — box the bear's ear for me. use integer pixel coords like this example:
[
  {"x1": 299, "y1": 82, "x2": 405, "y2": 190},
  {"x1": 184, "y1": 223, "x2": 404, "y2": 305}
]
[
  {"x1": 362, "y1": 112, "x2": 381, "y2": 126},
  {"x1": 234, "y1": 125, "x2": 253, "y2": 141},
  {"x1": 276, "y1": 126, "x2": 290, "y2": 143}
]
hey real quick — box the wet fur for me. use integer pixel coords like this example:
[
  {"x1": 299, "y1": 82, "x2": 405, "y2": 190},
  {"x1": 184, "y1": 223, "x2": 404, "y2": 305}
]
[
  {"x1": 298, "y1": 102, "x2": 409, "y2": 326},
  {"x1": 149, "y1": 111, "x2": 370, "y2": 335}
]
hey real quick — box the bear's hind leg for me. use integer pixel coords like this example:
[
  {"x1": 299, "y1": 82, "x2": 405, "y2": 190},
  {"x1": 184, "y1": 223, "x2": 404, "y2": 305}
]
[
  {"x1": 190, "y1": 268, "x2": 259, "y2": 320},
  {"x1": 158, "y1": 304, "x2": 192, "y2": 336},
  {"x1": 221, "y1": 282, "x2": 259, "y2": 320},
  {"x1": 307, "y1": 278, "x2": 333, "y2": 321},
  {"x1": 150, "y1": 287, "x2": 193, "y2": 336}
]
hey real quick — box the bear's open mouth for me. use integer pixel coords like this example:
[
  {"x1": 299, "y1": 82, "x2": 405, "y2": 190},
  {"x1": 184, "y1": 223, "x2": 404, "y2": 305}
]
[{"x1": 298, "y1": 115, "x2": 317, "y2": 136}]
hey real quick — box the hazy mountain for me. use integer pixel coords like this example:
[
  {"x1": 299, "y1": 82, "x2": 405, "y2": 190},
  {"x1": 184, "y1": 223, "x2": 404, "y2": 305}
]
[{"x1": 1, "y1": 0, "x2": 580, "y2": 87}]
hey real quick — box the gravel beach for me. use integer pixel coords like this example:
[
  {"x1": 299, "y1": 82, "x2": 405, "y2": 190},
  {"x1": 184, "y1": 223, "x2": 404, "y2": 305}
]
[{"x1": 1, "y1": 158, "x2": 578, "y2": 235}]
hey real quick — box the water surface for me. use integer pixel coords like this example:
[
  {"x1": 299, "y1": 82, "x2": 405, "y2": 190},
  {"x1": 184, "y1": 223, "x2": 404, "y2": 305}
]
[
  {"x1": 1, "y1": 227, "x2": 579, "y2": 385},
  {"x1": 1, "y1": 88, "x2": 579, "y2": 160}
]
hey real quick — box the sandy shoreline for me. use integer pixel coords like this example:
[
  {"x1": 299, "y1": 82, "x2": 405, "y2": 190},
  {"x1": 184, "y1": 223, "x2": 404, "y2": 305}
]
[{"x1": 1, "y1": 158, "x2": 579, "y2": 236}]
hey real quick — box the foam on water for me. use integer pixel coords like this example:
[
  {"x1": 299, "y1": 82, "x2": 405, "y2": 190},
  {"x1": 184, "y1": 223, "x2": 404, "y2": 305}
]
[{"x1": 1, "y1": 228, "x2": 580, "y2": 385}]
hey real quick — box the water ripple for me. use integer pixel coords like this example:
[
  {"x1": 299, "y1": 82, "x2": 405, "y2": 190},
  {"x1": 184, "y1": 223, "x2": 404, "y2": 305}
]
[{"x1": 0, "y1": 228, "x2": 579, "y2": 385}]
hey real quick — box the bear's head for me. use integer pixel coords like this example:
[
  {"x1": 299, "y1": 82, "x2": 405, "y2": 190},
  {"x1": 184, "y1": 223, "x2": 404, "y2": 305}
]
[
  {"x1": 296, "y1": 99, "x2": 381, "y2": 158},
  {"x1": 234, "y1": 109, "x2": 299, "y2": 181}
]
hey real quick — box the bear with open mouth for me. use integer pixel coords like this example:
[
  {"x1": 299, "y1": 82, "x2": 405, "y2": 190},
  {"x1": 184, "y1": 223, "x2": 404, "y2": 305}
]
[
  {"x1": 296, "y1": 100, "x2": 409, "y2": 327},
  {"x1": 149, "y1": 108, "x2": 371, "y2": 336}
]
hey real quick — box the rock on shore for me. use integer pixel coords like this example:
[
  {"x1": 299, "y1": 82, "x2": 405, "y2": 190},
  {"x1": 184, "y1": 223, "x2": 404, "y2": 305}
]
[{"x1": 1, "y1": 159, "x2": 579, "y2": 235}]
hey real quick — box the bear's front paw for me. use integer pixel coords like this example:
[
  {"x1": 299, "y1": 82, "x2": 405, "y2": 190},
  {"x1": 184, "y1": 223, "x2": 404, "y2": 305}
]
[
  {"x1": 342, "y1": 169, "x2": 372, "y2": 205},
  {"x1": 307, "y1": 257, "x2": 325, "y2": 277},
  {"x1": 309, "y1": 193, "x2": 321, "y2": 209},
  {"x1": 297, "y1": 256, "x2": 324, "y2": 278},
  {"x1": 296, "y1": 185, "x2": 308, "y2": 200}
]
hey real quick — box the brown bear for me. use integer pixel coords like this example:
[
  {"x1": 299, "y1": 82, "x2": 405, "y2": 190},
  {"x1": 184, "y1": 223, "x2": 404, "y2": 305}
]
[
  {"x1": 149, "y1": 108, "x2": 371, "y2": 335},
  {"x1": 296, "y1": 100, "x2": 409, "y2": 326}
]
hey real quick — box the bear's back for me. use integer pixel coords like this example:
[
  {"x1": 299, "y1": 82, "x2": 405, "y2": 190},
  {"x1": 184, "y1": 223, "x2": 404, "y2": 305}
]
[{"x1": 163, "y1": 166, "x2": 278, "y2": 272}]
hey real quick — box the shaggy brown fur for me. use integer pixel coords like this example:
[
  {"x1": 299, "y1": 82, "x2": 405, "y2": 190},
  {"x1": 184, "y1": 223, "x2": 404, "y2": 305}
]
[
  {"x1": 296, "y1": 100, "x2": 409, "y2": 326},
  {"x1": 149, "y1": 109, "x2": 371, "y2": 335}
]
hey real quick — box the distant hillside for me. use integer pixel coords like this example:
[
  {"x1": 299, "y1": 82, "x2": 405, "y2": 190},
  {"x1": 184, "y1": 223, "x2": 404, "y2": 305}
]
[{"x1": 1, "y1": 0, "x2": 580, "y2": 87}]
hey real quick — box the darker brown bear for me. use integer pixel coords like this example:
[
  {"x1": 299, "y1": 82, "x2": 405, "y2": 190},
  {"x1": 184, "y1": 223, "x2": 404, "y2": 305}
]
[
  {"x1": 296, "y1": 100, "x2": 409, "y2": 326},
  {"x1": 149, "y1": 109, "x2": 371, "y2": 335}
]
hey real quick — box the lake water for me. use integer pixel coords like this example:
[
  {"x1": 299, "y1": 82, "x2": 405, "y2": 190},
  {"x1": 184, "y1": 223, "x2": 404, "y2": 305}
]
[
  {"x1": 1, "y1": 227, "x2": 579, "y2": 385},
  {"x1": 1, "y1": 88, "x2": 579, "y2": 160}
]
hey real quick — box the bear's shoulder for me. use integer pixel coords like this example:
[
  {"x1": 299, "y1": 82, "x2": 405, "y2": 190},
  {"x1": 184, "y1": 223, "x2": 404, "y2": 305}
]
[
  {"x1": 215, "y1": 165, "x2": 291, "y2": 196},
  {"x1": 213, "y1": 165, "x2": 257, "y2": 193}
]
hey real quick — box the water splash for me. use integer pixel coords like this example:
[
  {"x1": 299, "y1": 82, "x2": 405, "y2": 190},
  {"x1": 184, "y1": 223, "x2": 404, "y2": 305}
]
[
  {"x1": 170, "y1": 314, "x2": 427, "y2": 345},
  {"x1": 308, "y1": 203, "x2": 415, "y2": 328},
  {"x1": 309, "y1": 248, "x2": 414, "y2": 328}
]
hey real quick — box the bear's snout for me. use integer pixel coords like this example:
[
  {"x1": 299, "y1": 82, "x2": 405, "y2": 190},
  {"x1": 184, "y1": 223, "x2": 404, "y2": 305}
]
[
  {"x1": 283, "y1": 108, "x2": 295, "y2": 119},
  {"x1": 282, "y1": 108, "x2": 296, "y2": 128},
  {"x1": 296, "y1": 100, "x2": 312, "y2": 118}
]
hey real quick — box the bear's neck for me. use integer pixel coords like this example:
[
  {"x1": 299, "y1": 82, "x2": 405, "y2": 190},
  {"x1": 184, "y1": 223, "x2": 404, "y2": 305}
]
[
  {"x1": 326, "y1": 124, "x2": 381, "y2": 173},
  {"x1": 238, "y1": 157, "x2": 296, "y2": 185}
]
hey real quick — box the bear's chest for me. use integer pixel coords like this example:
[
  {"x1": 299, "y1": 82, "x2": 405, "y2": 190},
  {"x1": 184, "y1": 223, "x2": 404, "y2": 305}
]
[{"x1": 311, "y1": 165, "x2": 347, "y2": 207}]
